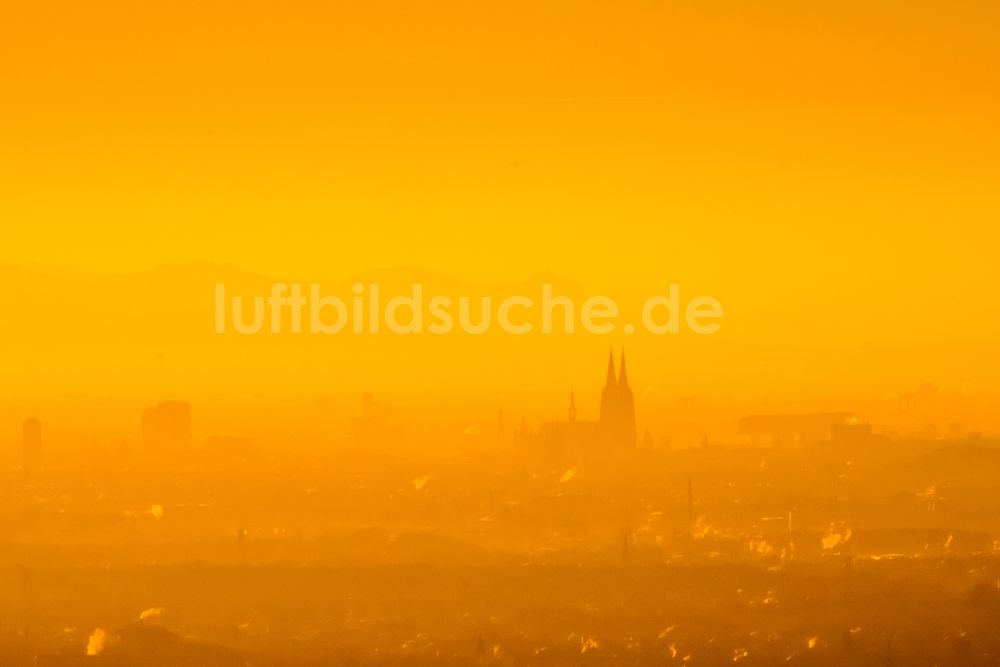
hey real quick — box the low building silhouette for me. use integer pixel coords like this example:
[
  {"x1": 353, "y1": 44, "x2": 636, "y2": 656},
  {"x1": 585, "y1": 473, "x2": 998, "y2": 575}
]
[
  {"x1": 739, "y1": 412, "x2": 856, "y2": 446},
  {"x1": 141, "y1": 401, "x2": 192, "y2": 448}
]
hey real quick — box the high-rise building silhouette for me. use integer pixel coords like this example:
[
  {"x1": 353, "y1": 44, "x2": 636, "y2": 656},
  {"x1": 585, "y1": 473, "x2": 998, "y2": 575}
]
[
  {"x1": 22, "y1": 417, "x2": 41, "y2": 476},
  {"x1": 141, "y1": 401, "x2": 192, "y2": 448}
]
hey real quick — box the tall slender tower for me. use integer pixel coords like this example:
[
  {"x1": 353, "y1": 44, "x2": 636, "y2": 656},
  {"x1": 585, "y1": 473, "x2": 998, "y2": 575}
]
[
  {"x1": 688, "y1": 475, "x2": 694, "y2": 538},
  {"x1": 568, "y1": 391, "x2": 577, "y2": 423},
  {"x1": 617, "y1": 349, "x2": 637, "y2": 446},
  {"x1": 599, "y1": 348, "x2": 617, "y2": 425}
]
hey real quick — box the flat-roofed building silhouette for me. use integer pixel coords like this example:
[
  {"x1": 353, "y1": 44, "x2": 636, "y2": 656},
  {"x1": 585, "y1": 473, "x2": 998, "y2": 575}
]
[{"x1": 739, "y1": 412, "x2": 856, "y2": 446}]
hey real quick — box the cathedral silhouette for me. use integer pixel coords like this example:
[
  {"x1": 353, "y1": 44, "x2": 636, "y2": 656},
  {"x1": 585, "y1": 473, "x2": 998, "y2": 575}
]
[
  {"x1": 535, "y1": 348, "x2": 638, "y2": 451},
  {"x1": 599, "y1": 348, "x2": 638, "y2": 446}
]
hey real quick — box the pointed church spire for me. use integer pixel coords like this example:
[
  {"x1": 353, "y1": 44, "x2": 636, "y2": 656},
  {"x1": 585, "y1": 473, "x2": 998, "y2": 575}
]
[
  {"x1": 618, "y1": 349, "x2": 630, "y2": 388},
  {"x1": 605, "y1": 347, "x2": 617, "y2": 388}
]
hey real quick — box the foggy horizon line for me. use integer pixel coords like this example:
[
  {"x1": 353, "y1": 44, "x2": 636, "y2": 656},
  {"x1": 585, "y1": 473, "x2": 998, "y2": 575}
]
[{"x1": 0, "y1": 258, "x2": 612, "y2": 290}]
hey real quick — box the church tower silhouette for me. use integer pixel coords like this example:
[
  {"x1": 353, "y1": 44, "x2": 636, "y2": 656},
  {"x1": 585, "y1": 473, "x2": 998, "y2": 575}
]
[{"x1": 599, "y1": 348, "x2": 637, "y2": 446}]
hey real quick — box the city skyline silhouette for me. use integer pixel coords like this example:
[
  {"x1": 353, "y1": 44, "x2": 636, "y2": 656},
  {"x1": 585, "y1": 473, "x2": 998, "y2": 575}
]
[{"x1": 3, "y1": 0, "x2": 1000, "y2": 663}]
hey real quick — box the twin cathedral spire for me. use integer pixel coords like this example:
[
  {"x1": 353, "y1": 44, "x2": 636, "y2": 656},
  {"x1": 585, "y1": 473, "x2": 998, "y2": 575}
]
[{"x1": 566, "y1": 348, "x2": 637, "y2": 446}]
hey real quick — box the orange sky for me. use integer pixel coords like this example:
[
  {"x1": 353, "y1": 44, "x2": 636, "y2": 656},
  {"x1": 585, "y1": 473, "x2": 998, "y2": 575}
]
[{"x1": 1, "y1": 0, "x2": 999, "y2": 428}]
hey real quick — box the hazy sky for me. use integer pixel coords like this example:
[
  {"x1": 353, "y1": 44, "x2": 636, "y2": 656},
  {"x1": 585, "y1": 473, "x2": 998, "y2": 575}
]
[{"x1": 2, "y1": 0, "x2": 999, "y2": 414}]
